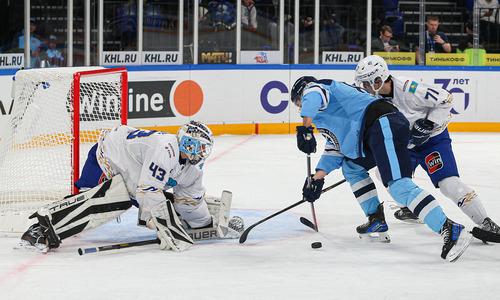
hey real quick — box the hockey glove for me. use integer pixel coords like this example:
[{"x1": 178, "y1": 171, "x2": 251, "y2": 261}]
[
  {"x1": 302, "y1": 176, "x2": 325, "y2": 202},
  {"x1": 296, "y1": 126, "x2": 317, "y2": 154},
  {"x1": 409, "y1": 118, "x2": 435, "y2": 147}
]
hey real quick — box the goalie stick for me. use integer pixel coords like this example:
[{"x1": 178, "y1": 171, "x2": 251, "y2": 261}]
[
  {"x1": 78, "y1": 239, "x2": 160, "y2": 255},
  {"x1": 238, "y1": 178, "x2": 347, "y2": 244}
]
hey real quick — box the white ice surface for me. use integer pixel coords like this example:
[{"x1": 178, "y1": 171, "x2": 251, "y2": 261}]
[{"x1": 1, "y1": 133, "x2": 500, "y2": 300}]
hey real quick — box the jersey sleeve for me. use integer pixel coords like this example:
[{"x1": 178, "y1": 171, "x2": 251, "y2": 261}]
[
  {"x1": 410, "y1": 81, "x2": 453, "y2": 129},
  {"x1": 315, "y1": 141, "x2": 344, "y2": 174},
  {"x1": 300, "y1": 84, "x2": 330, "y2": 118}
]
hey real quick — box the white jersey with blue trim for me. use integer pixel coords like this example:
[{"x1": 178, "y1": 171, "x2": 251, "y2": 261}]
[
  {"x1": 96, "y1": 125, "x2": 205, "y2": 210},
  {"x1": 391, "y1": 76, "x2": 452, "y2": 137},
  {"x1": 300, "y1": 80, "x2": 379, "y2": 173}
]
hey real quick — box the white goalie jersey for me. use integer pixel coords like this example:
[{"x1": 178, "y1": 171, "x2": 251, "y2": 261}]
[
  {"x1": 391, "y1": 76, "x2": 453, "y2": 137},
  {"x1": 96, "y1": 125, "x2": 205, "y2": 215}
]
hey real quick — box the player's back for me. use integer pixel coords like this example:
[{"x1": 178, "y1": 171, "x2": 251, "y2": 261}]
[{"x1": 306, "y1": 80, "x2": 378, "y2": 158}]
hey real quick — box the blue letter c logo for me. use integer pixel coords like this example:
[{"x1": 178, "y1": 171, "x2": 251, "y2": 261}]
[{"x1": 260, "y1": 81, "x2": 289, "y2": 114}]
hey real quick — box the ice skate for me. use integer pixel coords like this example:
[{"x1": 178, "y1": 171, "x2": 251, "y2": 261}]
[
  {"x1": 441, "y1": 218, "x2": 472, "y2": 262},
  {"x1": 356, "y1": 203, "x2": 391, "y2": 243},
  {"x1": 394, "y1": 207, "x2": 423, "y2": 224},
  {"x1": 471, "y1": 217, "x2": 500, "y2": 244}
]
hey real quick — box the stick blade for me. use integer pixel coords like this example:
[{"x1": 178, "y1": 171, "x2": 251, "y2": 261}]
[
  {"x1": 238, "y1": 228, "x2": 251, "y2": 244},
  {"x1": 300, "y1": 217, "x2": 317, "y2": 231}
]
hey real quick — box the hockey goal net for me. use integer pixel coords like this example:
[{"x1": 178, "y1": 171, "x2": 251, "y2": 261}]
[{"x1": 0, "y1": 67, "x2": 127, "y2": 233}]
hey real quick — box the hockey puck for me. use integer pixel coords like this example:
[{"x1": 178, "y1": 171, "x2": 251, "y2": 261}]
[{"x1": 311, "y1": 242, "x2": 322, "y2": 249}]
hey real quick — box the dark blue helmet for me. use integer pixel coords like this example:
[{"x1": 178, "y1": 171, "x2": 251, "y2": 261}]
[{"x1": 291, "y1": 76, "x2": 317, "y2": 105}]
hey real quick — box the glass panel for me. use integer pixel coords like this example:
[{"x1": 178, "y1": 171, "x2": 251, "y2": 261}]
[
  {"x1": 298, "y1": 0, "x2": 314, "y2": 63},
  {"x1": 240, "y1": 0, "x2": 279, "y2": 51},
  {"x1": 183, "y1": 0, "x2": 194, "y2": 64},
  {"x1": 0, "y1": 1, "x2": 24, "y2": 68},
  {"x1": 73, "y1": 0, "x2": 86, "y2": 66},
  {"x1": 370, "y1": 0, "x2": 413, "y2": 64},
  {"x1": 29, "y1": 0, "x2": 69, "y2": 68},
  {"x1": 477, "y1": 2, "x2": 500, "y2": 54},
  {"x1": 318, "y1": 0, "x2": 367, "y2": 64},
  {"x1": 198, "y1": 0, "x2": 237, "y2": 64},
  {"x1": 103, "y1": 0, "x2": 138, "y2": 51},
  {"x1": 283, "y1": 0, "x2": 294, "y2": 64},
  {"x1": 143, "y1": 0, "x2": 179, "y2": 51}
]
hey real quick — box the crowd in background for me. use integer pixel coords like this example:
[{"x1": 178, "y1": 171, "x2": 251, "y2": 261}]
[{"x1": 0, "y1": 0, "x2": 499, "y2": 67}]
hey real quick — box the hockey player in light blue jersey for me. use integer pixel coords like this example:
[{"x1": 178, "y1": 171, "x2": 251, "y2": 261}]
[
  {"x1": 291, "y1": 76, "x2": 472, "y2": 262},
  {"x1": 354, "y1": 55, "x2": 500, "y2": 243}
]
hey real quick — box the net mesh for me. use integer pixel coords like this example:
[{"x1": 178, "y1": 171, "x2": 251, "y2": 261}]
[{"x1": 0, "y1": 67, "x2": 125, "y2": 216}]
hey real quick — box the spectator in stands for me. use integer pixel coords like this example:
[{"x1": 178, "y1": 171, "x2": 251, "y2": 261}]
[
  {"x1": 320, "y1": 14, "x2": 344, "y2": 51},
  {"x1": 45, "y1": 35, "x2": 64, "y2": 67},
  {"x1": 457, "y1": 22, "x2": 477, "y2": 52},
  {"x1": 15, "y1": 18, "x2": 43, "y2": 66},
  {"x1": 371, "y1": 25, "x2": 400, "y2": 53},
  {"x1": 425, "y1": 15, "x2": 452, "y2": 53},
  {"x1": 208, "y1": 0, "x2": 236, "y2": 30},
  {"x1": 241, "y1": 0, "x2": 257, "y2": 32},
  {"x1": 478, "y1": 0, "x2": 499, "y2": 23}
]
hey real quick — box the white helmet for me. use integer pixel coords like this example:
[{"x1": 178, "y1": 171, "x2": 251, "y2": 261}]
[
  {"x1": 354, "y1": 55, "x2": 389, "y2": 94},
  {"x1": 177, "y1": 121, "x2": 214, "y2": 165}
]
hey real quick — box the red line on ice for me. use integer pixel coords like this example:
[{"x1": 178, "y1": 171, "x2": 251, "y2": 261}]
[
  {"x1": 206, "y1": 135, "x2": 255, "y2": 165},
  {"x1": 0, "y1": 254, "x2": 48, "y2": 285}
]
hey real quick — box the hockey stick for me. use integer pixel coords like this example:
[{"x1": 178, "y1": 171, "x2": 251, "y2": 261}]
[
  {"x1": 77, "y1": 238, "x2": 160, "y2": 255},
  {"x1": 238, "y1": 178, "x2": 347, "y2": 244},
  {"x1": 306, "y1": 154, "x2": 319, "y2": 232}
]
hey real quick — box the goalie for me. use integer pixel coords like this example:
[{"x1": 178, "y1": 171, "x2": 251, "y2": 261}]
[{"x1": 19, "y1": 121, "x2": 244, "y2": 252}]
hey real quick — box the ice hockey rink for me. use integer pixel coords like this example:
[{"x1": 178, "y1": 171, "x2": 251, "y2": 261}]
[{"x1": 1, "y1": 132, "x2": 500, "y2": 300}]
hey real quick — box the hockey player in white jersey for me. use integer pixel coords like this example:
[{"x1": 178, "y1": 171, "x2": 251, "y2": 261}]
[
  {"x1": 354, "y1": 55, "x2": 500, "y2": 242},
  {"x1": 20, "y1": 121, "x2": 244, "y2": 252}
]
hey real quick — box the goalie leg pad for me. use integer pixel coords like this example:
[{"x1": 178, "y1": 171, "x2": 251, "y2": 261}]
[
  {"x1": 149, "y1": 200, "x2": 194, "y2": 251},
  {"x1": 192, "y1": 191, "x2": 244, "y2": 239},
  {"x1": 33, "y1": 175, "x2": 131, "y2": 244}
]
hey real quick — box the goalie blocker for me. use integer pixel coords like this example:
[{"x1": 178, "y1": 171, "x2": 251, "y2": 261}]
[{"x1": 19, "y1": 175, "x2": 244, "y2": 252}]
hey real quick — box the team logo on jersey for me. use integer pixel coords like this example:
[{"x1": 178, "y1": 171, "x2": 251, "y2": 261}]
[
  {"x1": 408, "y1": 81, "x2": 419, "y2": 94},
  {"x1": 402, "y1": 80, "x2": 409, "y2": 92},
  {"x1": 317, "y1": 128, "x2": 340, "y2": 150},
  {"x1": 425, "y1": 151, "x2": 443, "y2": 174}
]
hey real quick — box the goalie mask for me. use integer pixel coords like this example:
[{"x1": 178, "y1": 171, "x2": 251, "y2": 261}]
[
  {"x1": 177, "y1": 121, "x2": 214, "y2": 165},
  {"x1": 354, "y1": 55, "x2": 389, "y2": 94}
]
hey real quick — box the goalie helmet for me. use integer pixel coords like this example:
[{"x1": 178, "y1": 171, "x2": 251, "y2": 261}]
[
  {"x1": 354, "y1": 55, "x2": 389, "y2": 94},
  {"x1": 177, "y1": 121, "x2": 214, "y2": 165},
  {"x1": 290, "y1": 76, "x2": 318, "y2": 106}
]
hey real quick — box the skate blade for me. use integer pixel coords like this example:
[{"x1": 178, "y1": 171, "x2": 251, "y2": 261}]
[
  {"x1": 397, "y1": 218, "x2": 424, "y2": 224},
  {"x1": 358, "y1": 232, "x2": 391, "y2": 243},
  {"x1": 447, "y1": 230, "x2": 473, "y2": 262},
  {"x1": 14, "y1": 240, "x2": 49, "y2": 254}
]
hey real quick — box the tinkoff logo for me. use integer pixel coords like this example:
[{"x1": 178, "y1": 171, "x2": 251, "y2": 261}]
[
  {"x1": 128, "y1": 80, "x2": 204, "y2": 119},
  {"x1": 425, "y1": 151, "x2": 444, "y2": 174}
]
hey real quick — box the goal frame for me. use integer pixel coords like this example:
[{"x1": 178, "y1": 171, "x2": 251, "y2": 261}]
[{"x1": 72, "y1": 67, "x2": 128, "y2": 194}]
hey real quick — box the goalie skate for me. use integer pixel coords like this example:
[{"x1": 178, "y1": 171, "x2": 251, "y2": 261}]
[
  {"x1": 356, "y1": 203, "x2": 391, "y2": 243},
  {"x1": 15, "y1": 224, "x2": 49, "y2": 253}
]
